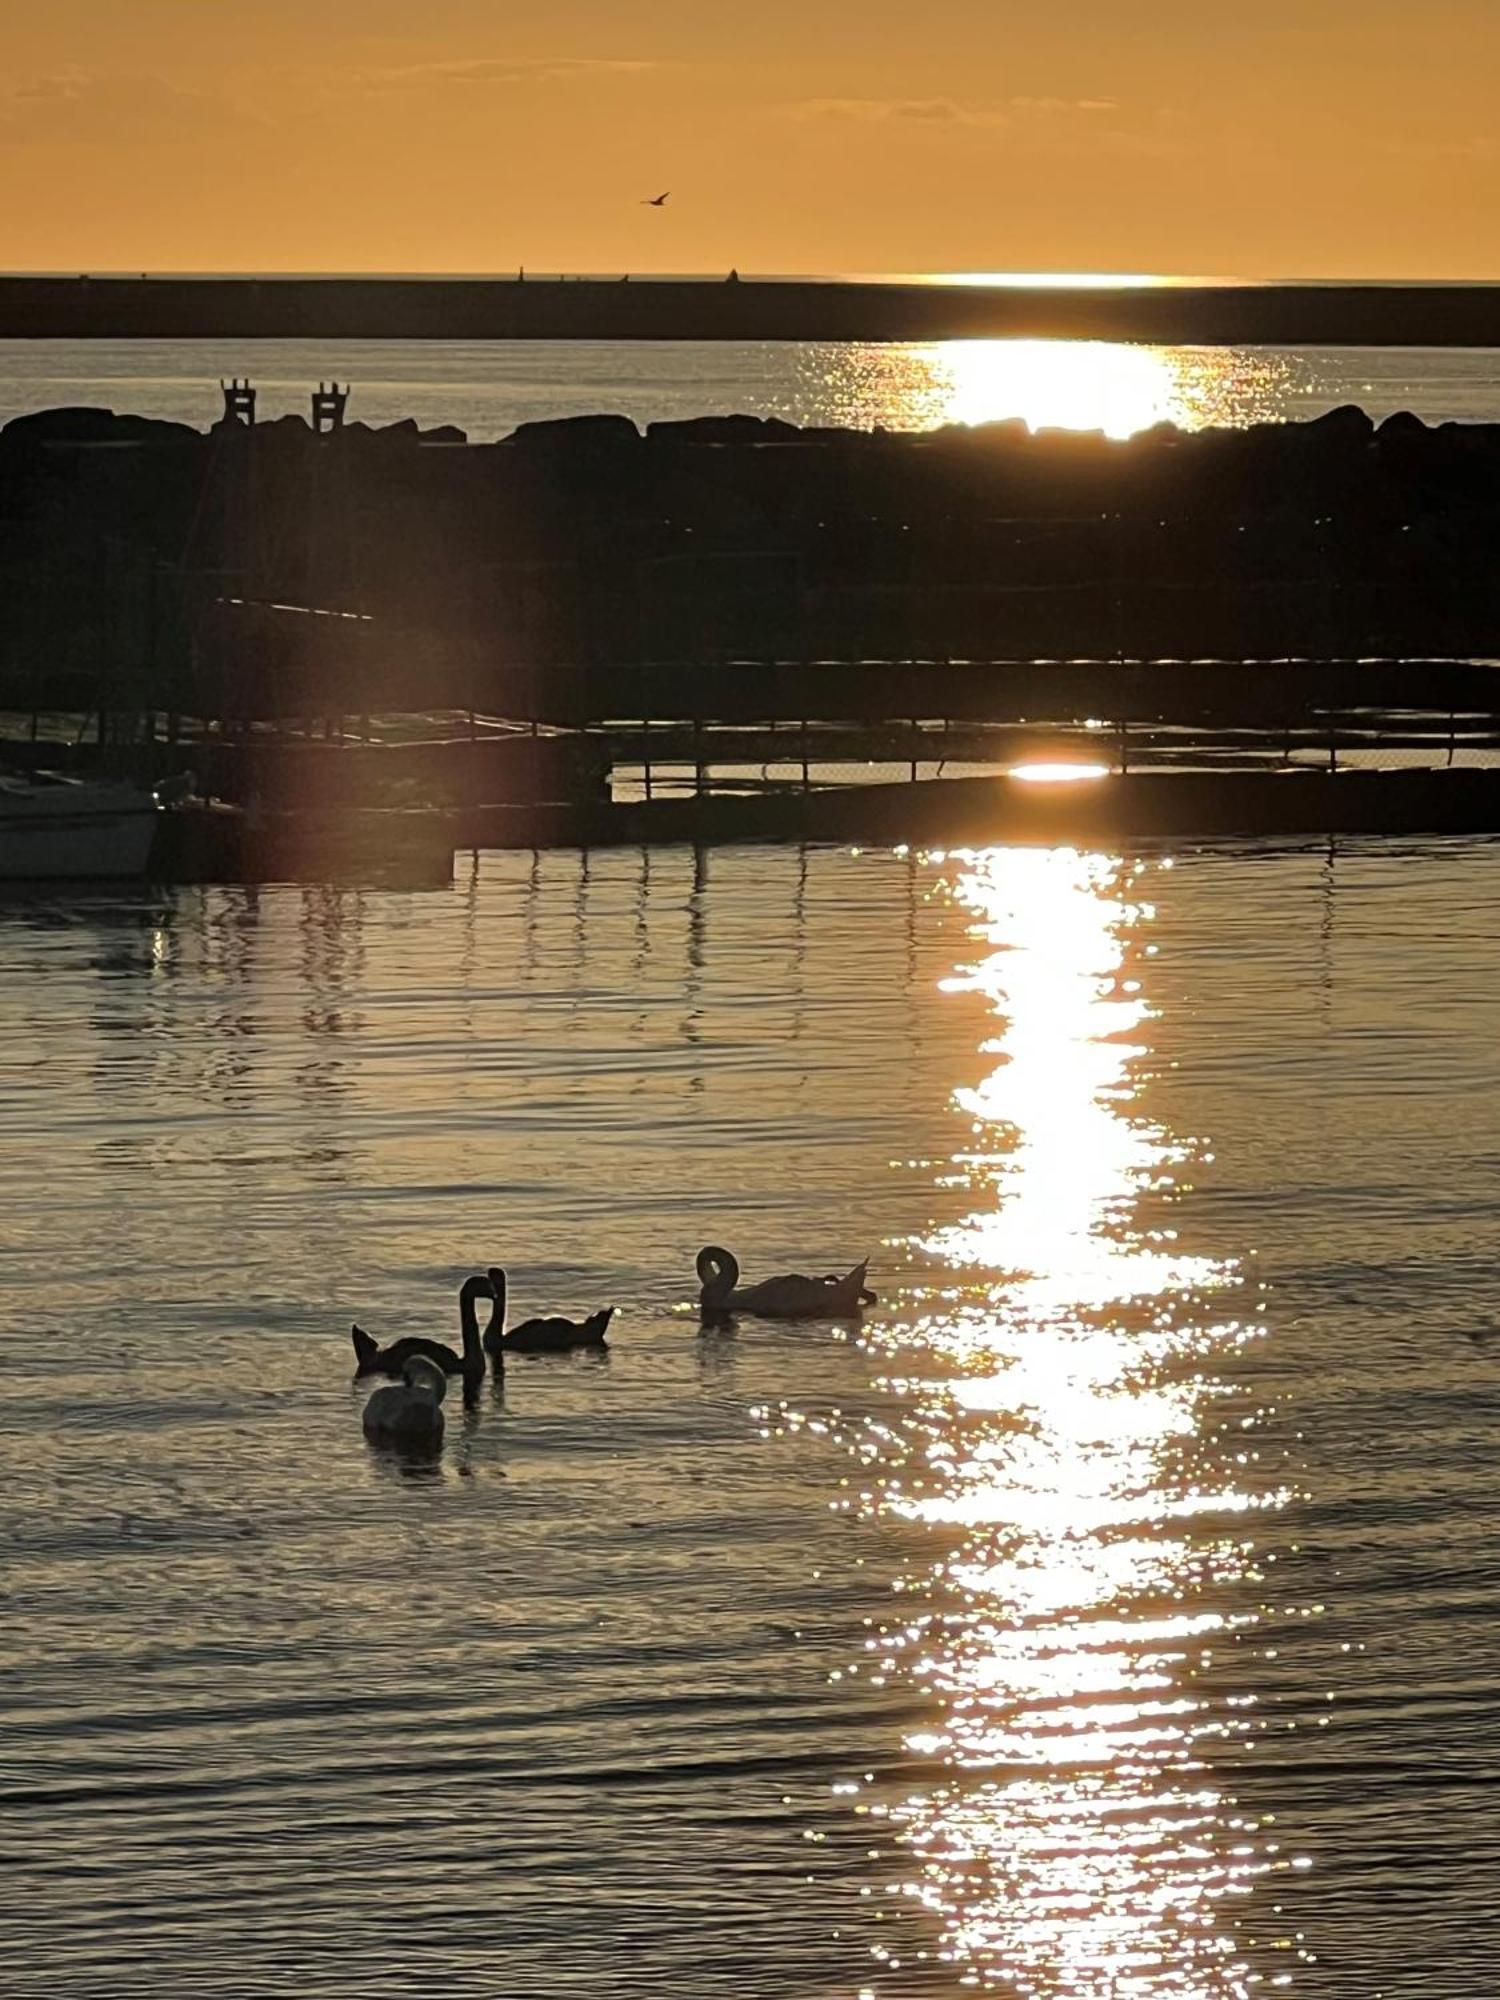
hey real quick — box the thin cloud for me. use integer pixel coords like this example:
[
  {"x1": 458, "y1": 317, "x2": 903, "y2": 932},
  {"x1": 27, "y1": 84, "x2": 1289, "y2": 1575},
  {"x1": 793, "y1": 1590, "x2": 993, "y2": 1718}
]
[
  {"x1": 793, "y1": 97, "x2": 1008, "y2": 127},
  {"x1": 1381, "y1": 134, "x2": 1496, "y2": 161},
  {"x1": 362, "y1": 57, "x2": 662, "y2": 91},
  {"x1": 3, "y1": 70, "x2": 260, "y2": 137},
  {"x1": 789, "y1": 94, "x2": 1117, "y2": 129},
  {"x1": 13, "y1": 72, "x2": 90, "y2": 103},
  {"x1": 1015, "y1": 96, "x2": 1119, "y2": 115}
]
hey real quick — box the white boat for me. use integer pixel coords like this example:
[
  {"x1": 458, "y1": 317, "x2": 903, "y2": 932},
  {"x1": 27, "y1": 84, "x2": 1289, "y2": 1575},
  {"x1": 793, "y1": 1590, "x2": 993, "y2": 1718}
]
[{"x1": 0, "y1": 770, "x2": 162, "y2": 881}]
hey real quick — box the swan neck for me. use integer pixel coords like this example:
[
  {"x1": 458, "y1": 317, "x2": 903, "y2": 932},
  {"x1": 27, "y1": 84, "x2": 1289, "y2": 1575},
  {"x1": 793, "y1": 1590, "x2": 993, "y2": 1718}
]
[
  {"x1": 459, "y1": 1277, "x2": 488, "y2": 1372},
  {"x1": 483, "y1": 1269, "x2": 507, "y2": 1366},
  {"x1": 698, "y1": 1245, "x2": 738, "y2": 1304}
]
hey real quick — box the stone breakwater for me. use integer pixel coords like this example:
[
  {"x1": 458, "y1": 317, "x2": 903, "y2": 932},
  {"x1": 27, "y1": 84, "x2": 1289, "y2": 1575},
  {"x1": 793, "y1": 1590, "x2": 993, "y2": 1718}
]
[{"x1": 3, "y1": 402, "x2": 1499, "y2": 717}]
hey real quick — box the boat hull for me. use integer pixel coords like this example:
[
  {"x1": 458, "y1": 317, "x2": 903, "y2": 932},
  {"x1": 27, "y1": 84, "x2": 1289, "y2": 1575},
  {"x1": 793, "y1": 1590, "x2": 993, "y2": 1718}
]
[{"x1": 0, "y1": 805, "x2": 159, "y2": 881}]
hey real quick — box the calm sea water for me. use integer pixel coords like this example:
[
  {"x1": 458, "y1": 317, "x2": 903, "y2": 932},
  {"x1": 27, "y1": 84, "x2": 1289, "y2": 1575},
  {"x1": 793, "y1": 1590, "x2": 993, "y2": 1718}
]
[
  {"x1": 3, "y1": 838, "x2": 1499, "y2": 1998},
  {"x1": 3, "y1": 337, "x2": 1500, "y2": 439}
]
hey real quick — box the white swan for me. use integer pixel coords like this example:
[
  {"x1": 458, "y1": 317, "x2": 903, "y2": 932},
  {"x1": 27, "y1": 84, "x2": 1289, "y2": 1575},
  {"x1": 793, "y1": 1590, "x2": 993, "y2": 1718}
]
[
  {"x1": 696, "y1": 1245, "x2": 875, "y2": 1321},
  {"x1": 361, "y1": 1354, "x2": 447, "y2": 1452}
]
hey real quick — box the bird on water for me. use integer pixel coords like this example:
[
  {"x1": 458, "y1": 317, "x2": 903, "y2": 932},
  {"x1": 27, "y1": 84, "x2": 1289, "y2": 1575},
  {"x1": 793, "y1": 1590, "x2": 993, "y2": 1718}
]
[
  {"x1": 482, "y1": 1267, "x2": 614, "y2": 1359},
  {"x1": 641, "y1": 191, "x2": 670, "y2": 207},
  {"x1": 350, "y1": 1274, "x2": 492, "y2": 1392},
  {"x1": 696, "y1": 1245, "x2": 875, "y2": 1322},
  {"x1": 361, "y1": 1355, "x2": 447, "y2": 1452}
]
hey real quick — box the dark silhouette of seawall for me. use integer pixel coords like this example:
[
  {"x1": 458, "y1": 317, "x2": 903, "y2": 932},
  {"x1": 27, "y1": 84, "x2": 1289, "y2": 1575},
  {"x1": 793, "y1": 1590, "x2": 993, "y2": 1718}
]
[
  {"x1": 6, "y1": 400, "x2": 1500, "y2": 725},
  {"x1": 8, "y1": 400, "x2": 1500, "y2": 850},
  {"x1": 6, "y1": 276, "x2": 1500, "y2": 344}
]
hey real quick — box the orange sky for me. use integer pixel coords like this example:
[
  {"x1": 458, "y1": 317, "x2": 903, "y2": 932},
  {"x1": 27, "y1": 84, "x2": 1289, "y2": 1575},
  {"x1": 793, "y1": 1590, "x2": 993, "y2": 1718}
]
[{"x1": 2, "y1": 1, "x2": 1497, "y2": 278}]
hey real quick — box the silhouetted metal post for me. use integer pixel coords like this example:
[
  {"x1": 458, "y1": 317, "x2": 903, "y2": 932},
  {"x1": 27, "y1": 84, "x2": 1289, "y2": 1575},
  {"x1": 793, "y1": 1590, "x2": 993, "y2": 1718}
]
[
  {"x1": 632, "y1": 662, "x2": 649, "y2": 802},
  {"x1": 311, "y1": 382, "x2": 349, "y2": 434},
  {"x1": 221, "y1": 378, "x2": 256, "y2": 426}
]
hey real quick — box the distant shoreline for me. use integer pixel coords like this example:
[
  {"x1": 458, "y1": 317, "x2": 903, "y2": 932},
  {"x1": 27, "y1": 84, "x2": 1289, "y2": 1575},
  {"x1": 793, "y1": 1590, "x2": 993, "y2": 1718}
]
[{"x1": 4, "y1": 276, "x2": 1500, "y2": 345}]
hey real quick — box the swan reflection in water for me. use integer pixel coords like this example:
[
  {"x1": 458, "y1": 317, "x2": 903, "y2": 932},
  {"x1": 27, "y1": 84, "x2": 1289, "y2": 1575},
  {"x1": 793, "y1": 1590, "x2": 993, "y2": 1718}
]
[{"x1": 831, "y1": 848, "x2": 1299, "y2": 1996}]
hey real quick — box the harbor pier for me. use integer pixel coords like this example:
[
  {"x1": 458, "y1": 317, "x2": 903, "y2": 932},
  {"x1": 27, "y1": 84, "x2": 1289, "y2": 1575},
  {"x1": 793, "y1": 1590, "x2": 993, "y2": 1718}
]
[{"x1": 6, "y1": 395, "x2": 1500, "y2": 876}]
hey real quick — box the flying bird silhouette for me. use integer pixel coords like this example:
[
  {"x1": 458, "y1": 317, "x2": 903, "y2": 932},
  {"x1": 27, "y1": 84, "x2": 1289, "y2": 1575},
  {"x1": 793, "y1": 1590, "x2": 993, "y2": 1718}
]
[{"x1": 641, "y1": 191, "x2": 670, "y2": 207}]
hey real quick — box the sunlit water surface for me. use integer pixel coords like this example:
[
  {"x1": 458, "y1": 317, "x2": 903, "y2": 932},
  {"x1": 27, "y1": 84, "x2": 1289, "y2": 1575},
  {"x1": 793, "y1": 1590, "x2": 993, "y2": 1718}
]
[
  {"x1": 3, "y1": 841, "x2": 1500, "y2": 1998},
  {"x1": 3, "y1": 338, "x2": 1500, "y2": 438}
]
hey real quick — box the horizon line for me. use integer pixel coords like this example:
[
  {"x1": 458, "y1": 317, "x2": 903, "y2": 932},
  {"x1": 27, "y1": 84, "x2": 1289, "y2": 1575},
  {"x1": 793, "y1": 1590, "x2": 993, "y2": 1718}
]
[{"x1": 5, "y1": 269, "x2": 1500, "y2": 290}]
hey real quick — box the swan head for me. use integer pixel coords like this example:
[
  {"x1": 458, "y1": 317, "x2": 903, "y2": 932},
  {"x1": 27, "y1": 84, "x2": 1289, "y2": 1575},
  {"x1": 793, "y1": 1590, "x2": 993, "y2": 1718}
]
[
  {"x1": 479, "y1": 1268, "x2": 508, "y2": 1361},
  {"x1": 459, "y1": 1273, "x2": 494, "y2": 1313},
  {"x1": 403, "y1": 1356, "x2": 448, "y2": 1402},
  {"x1": 696, "y1": 1245, "x2": 739, "y2": 1306}
]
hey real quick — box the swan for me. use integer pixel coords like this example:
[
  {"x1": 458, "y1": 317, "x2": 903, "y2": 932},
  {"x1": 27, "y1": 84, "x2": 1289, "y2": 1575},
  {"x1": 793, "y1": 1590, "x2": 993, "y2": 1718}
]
[
  {"x1": 696, "y1": 1245, "x2": 876, "y2": 1321},
  {"x1": 351, "y1": 1274, "x2": 491, "y2": 1394},
  {"x1": 361, "y1": 1354, "x2": 447, "y2": 1451},
  {"x1": 481, "y1": 1267, "x2": 614, "y2": 1358}
]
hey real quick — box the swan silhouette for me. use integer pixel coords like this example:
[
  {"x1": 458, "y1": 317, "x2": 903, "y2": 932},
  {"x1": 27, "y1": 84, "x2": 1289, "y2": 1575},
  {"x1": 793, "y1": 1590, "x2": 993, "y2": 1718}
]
[
  {"x1": 351, "y1": 1274, "x2": 491, "y2": 1395},
  {"x1": 361, "y1": 1354, "x2": 447, "y2": 1452},
  {"x1": 481, "y1": 1267, "x2": 614, "y2": 1358},
  {"x1": 696, "y1": 1245, "x2": 875, "y2": 1321}
]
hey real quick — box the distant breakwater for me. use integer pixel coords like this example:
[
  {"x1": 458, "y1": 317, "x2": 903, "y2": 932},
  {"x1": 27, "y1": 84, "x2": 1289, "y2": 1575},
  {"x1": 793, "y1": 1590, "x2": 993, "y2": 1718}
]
[
  {"x1": 3, "y1": 401, "x2": 1500, "y2": 723},
  {"x1": 6, "y1": 276, "x2": 1500, "y2": 346}
]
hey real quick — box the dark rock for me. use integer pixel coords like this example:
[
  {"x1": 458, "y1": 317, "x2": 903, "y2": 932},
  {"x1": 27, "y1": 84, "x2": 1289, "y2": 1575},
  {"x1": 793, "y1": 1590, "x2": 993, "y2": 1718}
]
[
  {"x1": 645, "y1": 415, "x2": 802, "y2": 445},
  {"x1": 1304, "y1": 404, "x2": 1376, "y2": 444},
  {"x1": 2, "y1": 406, "x2": 197, "y2": 445},
  {"x1": 507, "y1": 413, "x2": 640, "y2": 450},
  {"x1": 931, "y1": 419, "x2": 1031, "y2": 449}
]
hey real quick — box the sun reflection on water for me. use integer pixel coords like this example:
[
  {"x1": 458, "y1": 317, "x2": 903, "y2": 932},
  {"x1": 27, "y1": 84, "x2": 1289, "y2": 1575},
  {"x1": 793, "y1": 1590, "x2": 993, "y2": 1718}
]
[
  {"x1": 927, "y1": 849, "x2": 1218, "y2": 1320},
  {"x1": 805, "y1": 341, "x2": 1296, "y2": 438},
  {"x1": 938, "y1": 341, "x2": 1185, "y2": 438},
  {"x1": 824, "y1": 847, "x2": 1298, "y2": 1994}
]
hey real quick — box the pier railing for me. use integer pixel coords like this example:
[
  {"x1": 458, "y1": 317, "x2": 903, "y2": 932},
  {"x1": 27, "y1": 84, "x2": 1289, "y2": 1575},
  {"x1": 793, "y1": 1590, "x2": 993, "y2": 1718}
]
[{"x1": 7, "y1": 656, "x2": 1500, "y2": 808}]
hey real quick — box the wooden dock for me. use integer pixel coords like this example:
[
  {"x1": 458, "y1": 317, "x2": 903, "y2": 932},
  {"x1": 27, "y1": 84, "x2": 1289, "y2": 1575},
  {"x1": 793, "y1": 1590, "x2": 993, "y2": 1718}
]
[
  {"x1": 454, "y1": 766, "x2": 1500, "y2": 852},
  {"x1": 13, "y1": 653, "x2": 1500, "y2": 880}
]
